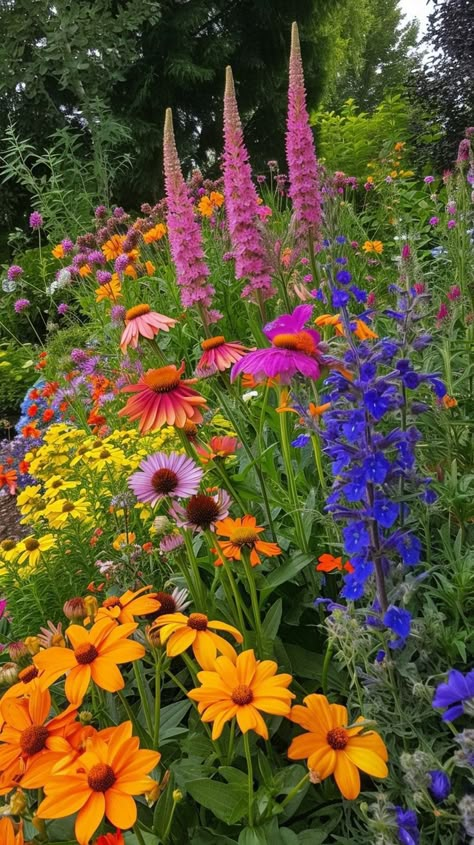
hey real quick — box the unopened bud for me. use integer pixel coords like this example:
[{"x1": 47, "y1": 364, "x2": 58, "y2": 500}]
[
  {"x1": 79, "y1": 710, "x2": 93, "y2": 725},
  {"x1": 8, "y1": 641, "x2": 28, "y2": 662},
  {"x1": 83, "y1": 596, "x2": 98, "y2": 619},
  {"x1": 9, "y1": 789, "x2": 26, "y2": 816},
  {"x1": 146, "y1": 625, "x2": 162, "y2": 649},
  {"x1": 173, "y1": 789, "x2": 183, "y2": 803},
  {"x1": 308, "y1": 769, "x2": 321, "y2": 784},
  {"x1": 24, "y1": 636, "x2": 40, "y2": 656},
  {"x1": 145, "y1": 780, "x2": 161, "y2": 805},
  {"x1": 0, "y1": 662, "x2": 19, "y2": 685},
  {"x1": 63, "y1": 597, "x2": 87, "y2": 622}
]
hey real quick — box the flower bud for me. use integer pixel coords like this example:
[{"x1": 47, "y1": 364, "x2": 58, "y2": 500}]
[
  {"x1": 9, "y1": 789, "x2": 26, "y2": 816},
  {"x1": 146, "y1": 625, "x2": 162, "y2": 649},
  {"x1": 63, "y1": 597, "x2": 87, "y2": 622},
  {"x1": 79, "y1": 710, "x2": 93, "y2": 725},
  {"x1": 173, "y1": 789, "x2": 183, "y2": 803},
  {"x1": 0, "y1": 662, "x2": 19, "y2": 685},
  {"x1": 24, "y1": 636, "x2": 40, "y2": 656},
  {"x1": 83, "y1": 596, "x2": 98, "y2": 620},
  {"x1": 8, "y1": 641, "x2": 28, "y2": 662}
]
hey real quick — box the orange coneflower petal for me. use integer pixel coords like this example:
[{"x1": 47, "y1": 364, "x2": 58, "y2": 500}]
[
  {"x1": 105, "y1": 788, "x2": 138, "y2": 830},
  {"x1": 344, "y1": 746, "x2": 388, "y2": 778},
  {"x1": 210, "y1": 620, "x2": 243, "y2": 642},
  {"x1": 38, "y1": 783, "x2": 90, "y2": 818},
  {"x1": 208, "y1": 706, "x2": 237, "y2": 740},
  {"x1": 287, "y1": 732, "x2": 320, "y2": 760},
  {"x1": 66, "y1": 624, "x2": 90, "y2": 649},
  {"x1": 348, "y1": 731, "x2": 388, "y2": 760},
  {"x1": 235, "y1": 650, "x2": 259, "y2": 686},
  {"x1": 65, "y1": 664, "x2": 91, "y2": 704},
  {"x1": 207, "y1": 632, "x2": 238, "y2": 663},
  {"x1": 35, "y1": 646, "x2": 77, "y2": 680},
  {"x1": 75, "y1": 791, "x2": 105, "y2": 845},
  {"x1": 116, "y1": 752, "x2": 161, "y2": 782},
  {"x1": 115, "y1": 775, "x2": 158, "y2": 795},
  {"x1": 98, "y1": 641, "x2": 145, "y2": 664},
  {"x1": 167, "y1": 627, "x2": 196, "y2": 657},
  {"x1": 249, "y1": 547, "x2": 262, "y2": 566},
  {"x1": 236, "y1": 705, "x2": 268, "y2": 739},
  {"x1": 0, "y1": 700, "x2": 31, "y2": 732},
  {"x1": 307, "y1": 746, "x2": 337, "y2": 779},
  {"x1": 28, "y1": 688, "x2": 51, "y2": 725},
  {"x1": 301, "y1": 694, "x2": 333, "y2": 732},
  {"x1": 90, "y1": 657, "x2": 125, "y2": 692},
  {"x1": 252, "y1": 697, "x2": 292, "y2": 715},
  {"x1": 329, "y1": 703, "x2": 348, "y2": 729},
  {"x1": 333, "y1": 754, "x2": 360, "y2": 800}
]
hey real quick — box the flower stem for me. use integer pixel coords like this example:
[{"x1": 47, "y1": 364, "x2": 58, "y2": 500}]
[
  {"x1": 279, "y1": 403, "x2": 308, "y2": 552},
  {"x1": 321, "y1": 642, "x2": 333, "y2": 695},
  {"x1": 153, "y1": 653, "x2": 162, "y2": 748},
  {"x1": 278, "y1": 772, "x2": 310, "y2": 810},
  {"x1": 181, "y1": 529, "x2": 207, "y2": 610},
  {"x1": 134, "y1": 823, "x2": 147, "y2": 845},
  {"x1": 243, "y1": 731, "x2": 254, "y2": 827},
  {"x1": 242, "y1": 552, "x2": 264, "y2": 653},
  {"x1": 133, "y1": 661, "x2": 153, "y2": 737}
]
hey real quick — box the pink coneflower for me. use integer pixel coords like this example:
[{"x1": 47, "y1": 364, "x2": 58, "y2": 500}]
[
  {"x1": 120, "y1": 303, "x2": 178, "y2": 353},
  {"x1": 128, "y1": 452, "x2": 203, "y2": 506},
  {"x1": 196, "y1": 336, "x2": 252, "y2": 376},
  {"x1": 159, "y1": 534, "x2": 185, "y2": 553},
  {"x1": 29, "y1": 211, "x2": 43, "y2": 229},
  {"x1": 118, "y1": 363, "x2": 207, "y2": 433},
  {"x1": 231, "y1": 304, "x2": 323, "y2": 384},
  {"x1": 196, "y1": 436, "x2": 240, "y2": 464},
  {"x1": 286, "y1": 22, "x2": 322, "y2": 242},
  {"x1": 169, "y1": 489, "x2": 231, "y2": 532},
  {"x1": 223, "y1": 67, "x2": 275, "y2": 303}
]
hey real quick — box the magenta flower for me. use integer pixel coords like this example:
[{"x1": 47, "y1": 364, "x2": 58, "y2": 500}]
[
  {"x1": 57, "y1": 303, "x2": 69, "y2": 315},
  {"x1": 128, "y1": 452, "x2": 203, "y2": 506},
  {"x1": 222, "y1": 67, "x2": 275, "y2": 302},
  {"x1": 29, "y1": 211, "x2": 43, "y2": 229},
  {"x1": 96, "y1": 270, "x2": 113, "y2": 285},
  {"x1": 424, "y1": 175, "x2": 434, "y2": 184},
  {"x1": 401, "y1": 243, "x2": 411, "y2": 261},
  {"x1": 169, "y1": 489, "x2": 231, "y2": 532},
  {"x1": 429, "y1": 216, "x2": 440, "y2": 226},
  {"x1": 457, "y1": 138, "x2": 471, "y2": 163},
  {"x1": 447, "y1": 285, "x2": 461, "y2": 301},
  {"x1": 231, "y1": 304, "x2": 323, "y2": 384},
  {"x1": 61, "y1": 238, "x2": 74, "y2": 253},
  {"x1": 7, "y1": 265, "x2": 23, "y2": 281},
  {"x1": 436, "y1": 303, "x2": 449, "y2": 322},
  {"x1": 447, "y1": 219, "x2": 456, "y2": 229},
  {"x1": 163, "y1": 109, "x2": 218, "y2": 323},
  {"x1": 286, "y1": 22, "x2": 322, "y2": 242},
  {"x1": 14, "y1": 298, "x2": 30, "y2": 313}
]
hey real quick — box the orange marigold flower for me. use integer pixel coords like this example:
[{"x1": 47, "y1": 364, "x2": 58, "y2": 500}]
[
  {"x1": 362, "y1": 240, "x2": 383, "y2": 255},
  {"x1": 197, "y1": 196, "x2": 213, "y2": 217},
  {"x1": 150, "y1": 611, "x2": 243, "y2": 669},
  {"x1": 213, "y1": 515, "x2": 281, "y2": 567},
  {"x1": 210, "y1": 191, "x2": 224, "y2": 207},
  {"x1": 0, "y1": 466, "x2": 17, "y2": 495},
  {"x1": 52, "y1": 244, "x2": 65, "y2": 259},
  {"x1": 316, "y1": 553, "x2": 354, "y2": 574},
  {"x1": 34, "y1": 617, "x2": 145, "y2": 704},
  {"x1": 118, "y1": 363, "x2": 207, "y2": 433},
  {"x1": 0, "y1": 687, "x2": 78, "y2": 792},
  {"x1": 102, "y1": 235, "x2": 126, "y2": 261},
  {"x1": 143, "y1": 223, "x2": 167, "y2": 244},
  {"x1": 288, "y1": 693, "x2": 388, "y2": 799},
  {"x1": 96, "y1": 586, "x2": 161, "y2": 624},
  {"x1": 188, "y1": 649, "x2": 294, "y2": 739},
  {"x1": 0, "y1": 817, "x2": 24, "y2": 844},
  {"x1": 37, "y1": 721, "x2": 160, "y2": 845}
]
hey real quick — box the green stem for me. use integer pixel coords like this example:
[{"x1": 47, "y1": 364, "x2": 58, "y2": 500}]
[
  {"x1": 310, "y1": 432, "x2": 326, "y2": 496},
  {"x1": 181, "y1": 530, "x2": 206, "y2": 609},
  {"x1": 279, "y1": 404, "x2": 308, "y2": 552},
  {"x1": 162, "y1": 799, "x2": 178, "y2": 843},
  {"x1": 133, "y1": 661, "x2": 153, "y2": 737},
  {"x1": 213, "y1": 458, "x2": 246, "y2": 511},
  {"x1": 243, "y1": 731, "x2": 254, "y2": 827},
  {"x1": 278, "y1": 772, "x2": 310, "y2": 810},
  {"x1": 321, "y1": 642, "x2": 333, "y2": 695},
  {"x1": 242, "y1": 552, "x2": 264, "y2": 653},
  {"x1": 134, "y1": 823, "x2": 147, "y2": 845},
  {"x1": 154, "y1": 653, "x2": 162, "y2": 748}
]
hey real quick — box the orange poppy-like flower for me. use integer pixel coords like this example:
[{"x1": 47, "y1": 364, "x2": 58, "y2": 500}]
[
  {"x1": 118, "y1": 363, "x2": 207, "y2": 433},
  {"x1": 0, "y1": 687, "x2": 78, "y2": 792},
  {"x1": 316, "y1": 553, "x2": 354, "y2": 574},
  {"x1": 288, "y1": 693, "x2": 388, "y2": 799},
  {"x1": 362, "y1": 240, "x2": 383, "y2": 255},
  {"x1": 95, "y1": 831, "x2": 125, "y2": 845},
  {"x1": 0, "y1": 466, "x2": 17, "y2": 494},
  {"x1": 34, "y1": 617, "x2": 145, "y2": 704},
  {"x1": 96, "y1": 274, "x2": 122, "y2": 303},
  {"x1": 102, "y1": 235, "x2": 126, "y2": 261},
  {"x1": 37, "y1": 721, "x2": 160, "y2": 845},
  {"x1": 196, "y1": 435, "x2": 240, "y2": 463},
  {"x1": 95, "y1": 587, "x2": 161, "y2": 624},
  {"x1": 143, "y1": 223, "x2": 167, "y2": 244},
  {"x1": 213, "y1": 515, "x2": 281, "y2": 567},
  {"x1": 188, "y1": 649, "x2": 294, "y2": 739},
  {"x1": 150, "y1": 612, "x2": 243, "y2": 669},
  {"x1": 0, "y1": 818, "x2": 24, "y2": 844},
  {"x1": 120, "y1": 304, "x2": 177, "y2": 353}
]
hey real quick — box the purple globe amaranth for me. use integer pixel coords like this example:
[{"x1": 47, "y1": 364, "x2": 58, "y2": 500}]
[
  {"x1": 222, "y1": 67, "x2": 275, "y2": 302},
  {"x1": 286, "y1": 22, "x2": 322, "y2": 242},
  {"x1": 163, "y1": 109, "x2": 219, "y2": 324}
]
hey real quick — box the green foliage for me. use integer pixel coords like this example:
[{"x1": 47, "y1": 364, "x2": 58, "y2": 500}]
[
  {"x1": 0, "y1": 342, "x2": 37, "y2": 417},
  {"x1": 313, "y1": 95, "x2": 410, "y2": 178},
  {"x1": 44, "y1": 324, "x2": 93, "y2": 377}
]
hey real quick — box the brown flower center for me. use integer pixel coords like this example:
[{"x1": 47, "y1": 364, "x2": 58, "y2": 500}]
[
  {"x1": 20, "y1": 725, "x2": 49, "y2": 756},
  {"x1": 185, "y1": 494, "x2": 220, "y2": 528},
  {"x1": 183, "y1": 420, "x2": 198, "y2": 439},
  {"x1": 62, "y1": 502, "x2": 75, "y2": 513},
  {"x1": 326, "y1": 727, "x2": 348, "y2": 750},
  {"x1": 87, "y1": 763, "x2": 116, "y2": 792},
  {"x1": 24, "y1": 538, "x2": 40, "y2": 551},
  {"x1": 51, "y1": 479, "x2": 63, "y2": 488},
  {"x1": 19, "y1": 665, "x2": 39, "y2": 684},
  {"x1": 99, "y1": 450, "x2": 111, "y2": 459},
  {"x1": 187, "y1": 613, "x2": 208, "y2": 631},
  {"x1": 126, "y1": 303, "x2": 151, "y2": 320},
  {"x1": 149, "y1": 591, "x2": 176, "y2": 619},
  {"x1": 201, "y1": 336, "x2": 226, "y2": 351},
  {"x1": 144, "y1": 367, "x2": 181, "y2": 393},
  {"x1": 74, "y1": 643, "x2": 99, "y2": 664},
  {"x1": 152, "y1": 468, "x2": 179, "y2": 494},
  {"x1": 1, "y1": 540, "x2": 16, "y2": 551},
  {"x1": 229, "y1": 527, "x2": 258, "y2": 546},
  {"x1": 272, "y1": 331, "x2": 316, "y2": 355},
  {"x1": 76, "y1": 446, "x2": 89, "y2": 456},
  {"x1": 231, "y1": 684, "x2": 254, "y2": 706}
]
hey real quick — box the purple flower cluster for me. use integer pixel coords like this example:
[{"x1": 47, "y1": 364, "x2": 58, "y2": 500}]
[
  {"x1": 432, "y1": 669, "x2": 474, "y2": 721},
  {"x1": 395, "y1": 807, "x2": 419, "y2": 845}
]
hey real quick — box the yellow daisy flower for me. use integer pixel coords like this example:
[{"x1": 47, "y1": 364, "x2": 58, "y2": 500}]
[
  {"x1": 45, "y1": 497, "x2": 91, "y2": 528},
  {"x1": 16, "y1": 534, "x2": 55, "y2": 567}
]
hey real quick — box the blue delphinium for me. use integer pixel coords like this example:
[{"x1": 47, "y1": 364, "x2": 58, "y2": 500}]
[{"x1": 432, "y1": 669, "x2": 474, "y2": 721}]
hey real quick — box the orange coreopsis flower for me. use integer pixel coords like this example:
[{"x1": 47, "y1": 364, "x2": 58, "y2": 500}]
[
  {"x1": 102, "y1": 235, "x2": 126, "y2": 261},
  {"x1": 0, "y1": 466, "x2": 17, "y2": 494},
  {"x1": 37, "y1": 721, "x2": 160, "y2": 845},
  {"x1": 34, "y1": 617, "x2": 145, "y2": 704},
  {"x1": 96, "y1": 586, "x2": 161, "y2": 624},
  {"x1": 150, "y1": 612, "x2": 243, "y2": 669},
  {"x1": 362, "y1": 240, "x2": 383, "y2": 255},
  {"x1": 0, "y1": 687, "x2": 78, "y2": 792},
  {"x1": 52, "y1": 244, "x2": 65, "y2": 259},
  {"x1": 118, "y1": 363, "x2": 207, "y2": 433},
  {"x1": 188, "y1": 649, "x2": 294, "y2": 740},
  {"x1": 143, "y1": 223, "x2": 167, "y2": 244},
  {"x1": 0, "y1": 818, "x2": 24, "y2": 844},
  {"x1": 288, "y1": 694, "x2": 388, "y2": 799},
  {"x1": 213, "y1": 515, "x2": 281, "y2": 567},
  {"x1": 316, "y1": 553, "x2": 354, "y2": 574},
  {"x1": 96, "y1": 274, "x2": 122, "y2": 303}
]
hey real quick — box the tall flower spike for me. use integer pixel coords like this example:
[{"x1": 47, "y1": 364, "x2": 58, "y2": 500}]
[
  {"x1": 286, "y1": 22, "x2": 322, "y2": 242},
  {"x1": 163, "y1": 109, "x2": 219, "y2": 324},
  {"x1": 223, "y1": 66, "x2": 275, "y2": 303}
]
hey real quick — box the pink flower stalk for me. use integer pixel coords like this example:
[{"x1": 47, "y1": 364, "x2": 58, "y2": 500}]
[
  {"x1": 436, "y1": 303, "x2": 449, "y2": 323},
  {"x1": 223, "y1": 67, "x2": 275, "y2": 302},
  {"x1": 286, "y1": 22, "x2": 322, "y2": 243},
  {"x1": 163, "y1": 109, "x2": 219, "y2": 323}
]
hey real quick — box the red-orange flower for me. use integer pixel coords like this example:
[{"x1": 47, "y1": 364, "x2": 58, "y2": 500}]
[
  {"x1": 196, "y1": 435, "x2": 240, "y2": 463},
  {"x1": 316, "y1": 554, "x2": 354, "y2": 574},
  {"x1": 0, "y1": 466, "x2": 17, "y2": 494},
  {"x1": 118, "y1": 363, "x2": 207, "y2": 432},
  {"x1": 95, "y1": 831, "x2": 124, "y2": 845},
  {"x1": 213, "y1": 515, "x2": 281, "y2": 567}
]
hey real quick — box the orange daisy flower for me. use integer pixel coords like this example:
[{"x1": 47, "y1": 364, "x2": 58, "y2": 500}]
[
  {"x1": 143, "y1": 223, "x2": 167, "y2": 244},
  {"x1": 118, "y1": 363, "x2": 207, "y2": 433},
  {"x1": 0, "y1": 818, "x2": 24, "y2": 844},
  {"x1": 34, "y1": 617, "x2": 145, "y2": 704},
  {"x1": 95, "y1": 586, "x2": 161, "y2": 624},
  {"x1": 52, "y1": 243, "x2": 65, "y2": 259},
  {"x1": 188, "y1": 649, "x2": 294, "y2": 739},
  {"x1": 316, "y1": 553, "x2": 354, "y2": 574},
  {"x1": 0, "y1": 466, "x2": 17, "y2": 494},
  {"x1": 213, "y1": 515, "x2": 281, "y2": 567},
  {"x1": 314, "y1": 314, "x2": 377, "y2": 341},
  {"x1": 37, "y1": 721, "x2": 160, "y2": 845},
  {"x1": 362, "y1": 240, "x2": 384, "y2": 255},
  {"x1": 288, "y1": 693, "x2": 388, "y2": 799},
  {"x1": 102, "y1": 235, "x2": 126, "y2": 261},
  {"x1": 96, "y1": 274, "x2": 122, "y2": 303},
  {"x1": 150, "y1": 612, "x2": 243, "y2": 669},
  {"x1": 0, "y1": 687, "x2": 78, "y2": 792}
]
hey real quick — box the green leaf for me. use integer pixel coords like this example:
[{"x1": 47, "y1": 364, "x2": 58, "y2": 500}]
[
  {"x1": 159, "y1": 699, "x2": 191, "y2": 741},
  {"x1": 261, "y1": 554, "x2": 313, "y2": 597},
  {"x1": 262, "y1": 598, "x2": 282, "y2": 639},
  {"x1": 238, "y1": 828, "x2": 268, "y2": 845},
  {"x1": 186, "y1": 778, "x2": 248, "y2": 824}
]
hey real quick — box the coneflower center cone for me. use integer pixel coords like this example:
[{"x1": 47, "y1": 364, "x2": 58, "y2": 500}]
[
  {"x1": 20, "y1": 725, "x2": 48, "y2": 755},
  {"x1": 143, "y1": 369, "x2": 181, "y2": 393},
  {"x1": 272, "y1": 331, "x2": 316, "y2": 355},
  {"x1": 24, "y1": 538, "x2": 40, "y2": 551},
  {"x1": 201, "y1": 336, "x2": 226, "y2": 350},
  {"x1": 126, "y1": 303, "x2": 151, "y2": 320},
  {"x1": 88, "y1": 763, "x2": 116, "y2": 792},
  {"x1": 326, "y1": 727, "x2": 348, "y2": 750},
  {"x1": 187, "y1": 613, "x2": 208, "y2": 631},
  {"x1": 75, "y1": 643, "x2": 99, "y2": 665},
  {"x1": 151, "y1": 468, "x2": 179, "y2": 494},
  {"x1": 229, "y1": 526, "x2": 259, "y2": 546},
  {"x1": 19, "y1": 665, "x2": 39, "y2": 683},
  {"x1": 186, "y1": 495, "x2": 220, "y2": 528},
  {"x1": 231, "y1": 684, "x2": 254, "y2": 705}
]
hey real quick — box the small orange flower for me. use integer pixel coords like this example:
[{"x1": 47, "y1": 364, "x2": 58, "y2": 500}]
[
  {"x1": 213, "y1": 515, "x2": 281, "y2": 567},
  {"x1": 96, "y1": 586, "x2": 161, "y2": 624},
  {"x1": 95, "y1": 831, "x2": 125, "y2": 845},
  {"x1": 362, "y1": 240, "x2": 383, "y2": 255},
  {"x1": 102, "y1": 235, "x2": 126, "y2": 261},
  {"x1": 52, "y1": 244, "x2": 65, "y2": 259},
  {"x1": 308, "y1": 401, "x2": 331, "y2": 417},
  {"x1": 196, "y1": 436, "x2": 240, "y2": 463},
  {"x1": 96, "y1": 274, "x2": 122, "y2": 303},
  {"x1": 143, "y1": 223, "x2": 167, "y2": 244},
  {"x1": 316, "y1": 553, "x2": 354, "y2": 574},
  {"x1": 442, "y1": 395, "x2": 457, "y2": 409},
  {"x1": 150, "y1": 612, "x2": 243, "y2": 669},
  {"x1": 0, "y1": 466, "x2": 17, "y2": 494}
]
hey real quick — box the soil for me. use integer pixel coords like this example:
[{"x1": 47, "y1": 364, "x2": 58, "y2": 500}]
[{"x1": 0, "y1": 494, "x2": 26, "y2": 542}]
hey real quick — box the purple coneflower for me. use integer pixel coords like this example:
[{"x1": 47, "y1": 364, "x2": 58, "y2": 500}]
[
  {"x1": 128, "y1": 452, "x2": 203, "y2": 506},
  {"x1": 231, "y1": 304, "x2": 323, "y2": 384},
  {"x1": 169, "y1": 489, "x2": 231, "y2": 532},
  {"x1": 14, "y1": 298, "x2": 30, "y2": 313},
  {"x1": 29, "y1": 211, "x2": 43, "y2": 229},
  {"x1": 159, "y1": 533, "x2": 185, "y2": 553},
  {"x1": 61, "y1": 238, "x2": 74, "y2": 253}
]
